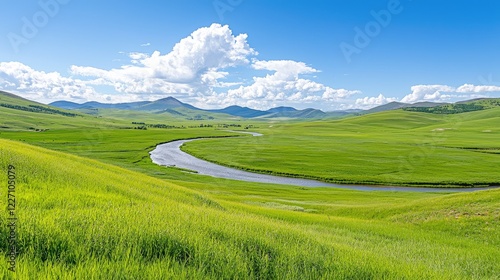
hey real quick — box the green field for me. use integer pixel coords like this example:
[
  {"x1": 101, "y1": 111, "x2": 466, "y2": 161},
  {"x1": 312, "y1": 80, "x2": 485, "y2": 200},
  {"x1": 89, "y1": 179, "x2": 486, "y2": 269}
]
[
  {"x1": 1, "y1": 92, "x2": 499, "y2": 278},
  {"x1": 1, "y1": 139, "x2": 499, "y2": 279},
  {"x1": 183, "y1": 109, "x2": 500, "y2": 187}
]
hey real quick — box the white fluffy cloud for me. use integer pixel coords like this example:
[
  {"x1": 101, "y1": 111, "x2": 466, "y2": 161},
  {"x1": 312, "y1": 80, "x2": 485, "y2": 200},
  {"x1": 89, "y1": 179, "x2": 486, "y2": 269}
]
[
  {"x1": 0, "y1": 61, "x2": 167, "y2": 103},
  {"x1": 71, "y1": 23, "x2": 257, "y2": 94},
  {"x1": 0, "y1": 24, "x2": 362, "y2": 109},
  {"x1": 252, "y1": 60, "x2": 318, "y2": 80},
  {"x1": 456, "y1": 84, "x2": 500, "y2": 93},
  {"x1": 400, "y1": 85, "x2": 455, "y2": 103},
  {"x1": 214, "y1": 59, "x2": 360, "y2": 109},
  {"x1": 355, "y1": 94, "x2": 398, "y2": 109},
  {"x1": 3, "y1": 23, "x2": 499, "y2": 110},
  {"x1": 401, "y1": 84, "x2": 500, "y2": 103},
  {"x1": 0, "y1": 61, "x2": 98, "y2": 102}
]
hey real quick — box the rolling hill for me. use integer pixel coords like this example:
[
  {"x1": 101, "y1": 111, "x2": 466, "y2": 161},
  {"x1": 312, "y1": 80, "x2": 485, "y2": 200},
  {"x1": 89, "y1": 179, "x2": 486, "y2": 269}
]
[
  {"x1": 183, "y1": 107, "x2": 500, "y2": 187},
  {"x1": 1, "y1": 126, "x2": 499, "y2": 278},
  {"x1": 7, "y1": 91, "x2": 500, "y2": 123},
  {"x1": 362, "y1": 101, "x2": 449, "y2": 114},
  {"x1": 1, "y1": 90, "x2": 500, "y2": 278},
  {"x1": 404, "y1": 98, "x2": 500, "y2": 114},
  {"x1": 0, "y1": 91, "x2": 126, "y2": 131}
]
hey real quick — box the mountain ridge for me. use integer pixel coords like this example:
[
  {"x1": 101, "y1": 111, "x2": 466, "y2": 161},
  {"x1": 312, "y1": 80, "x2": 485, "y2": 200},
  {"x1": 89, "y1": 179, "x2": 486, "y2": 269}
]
[{"x1": 49, "y1": 96, "x2": 335, "y2": 119}]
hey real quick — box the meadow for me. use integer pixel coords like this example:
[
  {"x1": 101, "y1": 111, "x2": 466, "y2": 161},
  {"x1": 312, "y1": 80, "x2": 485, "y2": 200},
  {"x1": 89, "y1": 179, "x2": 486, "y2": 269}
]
[
  {"x1": 1, "y1": 139, "x2": 499, "y2": 279},
  {"x1": 1, "y1": 92, "x2": 499, "y2": 278},
  {"x1": 183, "y1": 109, "x2": 500, "y2": 187}
]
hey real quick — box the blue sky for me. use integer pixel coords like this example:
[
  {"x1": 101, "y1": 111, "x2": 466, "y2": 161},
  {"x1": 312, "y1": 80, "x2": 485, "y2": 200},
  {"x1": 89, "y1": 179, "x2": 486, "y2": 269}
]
[{"x1": 1, "y1": 0, "x2": 499, "y2": 110}]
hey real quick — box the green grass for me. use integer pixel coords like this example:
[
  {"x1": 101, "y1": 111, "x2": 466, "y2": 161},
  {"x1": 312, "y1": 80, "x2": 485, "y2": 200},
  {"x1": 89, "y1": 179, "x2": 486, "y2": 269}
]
[
  {"x1": 0, "y1": 90, "x2": 257, "y2": 132},
  {"x1": 0, "y1": 91, "x2": 133, "y2": 131},
  {"x1": 1, "y1": 92, "x2": 500, "y2": 278},
  {"x1": 0, "y1": 127, "x2": 248, "y2": 185},
  {"x1": 182, "y1": 109, "x2": 500, "y2": 187},
  {"x1": 404, "y1": 98, "x2": 500, "y2": 114},
  {"x1": 1, "y1": 139, "x2": 499, "y2": 279}
]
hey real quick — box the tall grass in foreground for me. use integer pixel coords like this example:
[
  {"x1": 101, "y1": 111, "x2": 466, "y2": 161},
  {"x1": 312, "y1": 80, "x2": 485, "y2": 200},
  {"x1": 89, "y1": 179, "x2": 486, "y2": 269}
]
[{"x1": 0, "y1": 139, "x2": 499, "y2": 279}]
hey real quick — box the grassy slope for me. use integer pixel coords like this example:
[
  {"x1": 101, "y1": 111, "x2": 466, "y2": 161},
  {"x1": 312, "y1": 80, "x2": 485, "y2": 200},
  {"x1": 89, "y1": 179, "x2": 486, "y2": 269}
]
[
  {"x1": 1, "y1": 139, "x2": 499, "y2": 279},
  {"x1": 1, "y1": 93, "x2": 499, "y2": 278},
  {"x1": 183, "y1": 109, "x2": 500, "y2": 187},
  {"x1": 0, "y1": 92, "x2": 130, "y2": 131},
  {"x1": 0, "y1": 127, "x2": 244, "y2": 184}
]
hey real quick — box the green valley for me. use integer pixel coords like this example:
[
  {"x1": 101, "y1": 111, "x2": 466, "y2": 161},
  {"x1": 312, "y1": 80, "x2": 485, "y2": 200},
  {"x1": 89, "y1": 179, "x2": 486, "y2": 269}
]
[
  {"x1": 1, "y1": 91, "x2": 499, "y2": 279},
  {"x1": 183, "y1": 108, "x2": 500, "y2": 187}
]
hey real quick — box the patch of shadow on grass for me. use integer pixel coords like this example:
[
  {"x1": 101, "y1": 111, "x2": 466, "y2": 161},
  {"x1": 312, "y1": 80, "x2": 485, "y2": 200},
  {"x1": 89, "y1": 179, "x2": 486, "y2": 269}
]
[
  {"x1": 239, "y1": 239, "x2": 278, "y2": 279},
  {"x1": 139, "y1": 234, "x2": 194, "y2": 264}
]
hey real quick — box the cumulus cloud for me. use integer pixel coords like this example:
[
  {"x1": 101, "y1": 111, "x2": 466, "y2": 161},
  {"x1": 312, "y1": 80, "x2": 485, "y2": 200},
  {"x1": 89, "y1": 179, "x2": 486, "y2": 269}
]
[
  {"x1": 0, "y1": 61, "x2": 170, "y2": 103},
  {"x1": 6, "y1": 23, "x2": 498, "y2": 110},
  {"x1": 456, "y1": 84, "x2": 500, "y2": 93},
  {"x1": 0, "y1": 24, "x2": 364, "y2": 109},
  {"x1": 400, "y1": 84, "x2": 500, "y2": 103},
  {"x1": 252, "y1": 60, "x2": 318, "y2": 80},
  {"x1": 71, "y1": 23, "x2": 257, "y2": 94},
  {"x1": 355, "y1": 94, "x2": 398, "y2": 109},
  {"x1": 0, "y1": 61, "x2": 98, "y2": 102},
  {"x1": 211, "y1": 59, "x2": 360, "y2": 109},
  {"x1": 400, "y1": 85, "x2": 455, "y2": 103}
]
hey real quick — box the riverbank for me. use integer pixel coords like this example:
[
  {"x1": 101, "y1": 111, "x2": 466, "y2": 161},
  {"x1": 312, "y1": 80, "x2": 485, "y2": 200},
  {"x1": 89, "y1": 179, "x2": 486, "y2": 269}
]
[{"x1": 151, "y1": 136, "x2": 499, "y2": 192}]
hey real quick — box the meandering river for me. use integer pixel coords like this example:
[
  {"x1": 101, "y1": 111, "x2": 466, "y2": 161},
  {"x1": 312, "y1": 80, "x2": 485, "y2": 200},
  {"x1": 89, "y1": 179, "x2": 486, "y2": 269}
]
[{"x1": 150, "y1": 134, "x2": 497, "y2": 193}]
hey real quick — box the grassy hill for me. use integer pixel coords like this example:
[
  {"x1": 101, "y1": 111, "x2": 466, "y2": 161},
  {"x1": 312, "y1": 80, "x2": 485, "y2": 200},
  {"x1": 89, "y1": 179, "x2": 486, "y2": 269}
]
[
  {"x1": 1, "y1": 139, "x2": 499, "y2": 278},
  {"x1": 0, "y1": 91, "x2": 131, "y2": 131},
  {"x1": 1, "y1": 91, "x2": 499, "y2": 278},
  {"x1": 404, "y1": 98, "x2": 500, "y2": 114},
  {"x1": 362, "y1": 101, "x2": 448, "y2": 114}
]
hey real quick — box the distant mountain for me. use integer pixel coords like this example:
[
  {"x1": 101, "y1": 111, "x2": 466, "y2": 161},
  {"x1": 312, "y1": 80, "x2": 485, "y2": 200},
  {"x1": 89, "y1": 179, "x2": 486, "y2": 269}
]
[
  {"x1": 135, "y1": 97, "x2": 199, "y2": 111},
  {"x1": 50, "y1": 97, "x2": 201, "y2": 111},
  {"x1": 50, "y1": 100, "x2": 84, "y2": 110},
  {"x1": 50, "y1": 100, "x2": 150, "y2": 110},
  {"x1": 362, "y1": 101, "x2": 448, "y2": 114},
  {"x1": 363, "y1": 102, "x2": 406, "y2": 114},
  {"x1": 49, "y1": 96, "x2": 339, "y2": 119},
  {"x1": 210, "y1": 105, "x2": 330, "y2": 119},
  {"x1": 288, "y1": 108, "x2": 326, "y2": 118},
  {"x1": 9, "y1": 91, "x2": 500, "y2": 121},
  {"x1": 209, "y1": 105, "x2": 269, "y2": 118},
  {"x1": 343, "y1": 109, "x2": 364, "y2": 113},
  {"x1": 266, "y1": 106, "x2": 297, "y2": 114},
  {"x1": 411, "y1": 102, "x2": 448, "y2": 107},
  {"x1": 262, "y1": 108, "x2": 327, "y2": 119}
]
